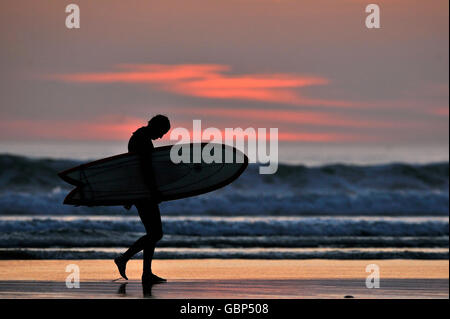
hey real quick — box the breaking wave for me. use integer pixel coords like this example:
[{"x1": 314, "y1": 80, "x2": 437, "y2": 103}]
[{"x1": 0, "y1": 154, "x2": 448, "y2": 215}]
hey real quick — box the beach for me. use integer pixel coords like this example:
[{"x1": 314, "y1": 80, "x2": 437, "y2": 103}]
[
  {"x1": 0, "y1": 156, "x2": 448, "y2": 299},
  {"x1": 0, "y1": 259, "x2": 448, "y2": 299}
]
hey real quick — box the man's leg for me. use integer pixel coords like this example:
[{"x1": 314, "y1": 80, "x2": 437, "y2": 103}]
[
  {"x1": 114, "y1": 200, "x2": 162, "y2": 280},
  {"x1": 120, "y1": 235, "x2": 148, "y2": 260},
  {"x1": 137, "y1": 200, "x2": 163, "y2": 277}
]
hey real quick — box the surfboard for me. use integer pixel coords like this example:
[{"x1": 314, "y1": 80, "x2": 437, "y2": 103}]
[{"x1": 58, "y1": 143, "x2": 248, "y2": 206}]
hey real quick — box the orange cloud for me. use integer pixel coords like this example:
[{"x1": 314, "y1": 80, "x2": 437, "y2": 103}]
[
  {"x1": 0, "y1": 116, "x2": 143, "y2": 141},
  {"x1": 51, "y1": 64, "x2": 359, "y2": 107},
  {"x1": 0, "y1": 116, "x2": 360, "y2": 143},
  {"x1": 57, "y1": 64, "x2": 227, "y2": 83}
]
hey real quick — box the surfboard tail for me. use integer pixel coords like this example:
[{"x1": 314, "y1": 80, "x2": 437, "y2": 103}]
[
  {"x1": 58, "y1": 170, "x2": 83, "y2": 187},
  {"x1": 58, "y1": 153, "x2": 132, "y2": 188},
  {"x1": 63, "y1": 188, "x2": 81, "y2": 205}
]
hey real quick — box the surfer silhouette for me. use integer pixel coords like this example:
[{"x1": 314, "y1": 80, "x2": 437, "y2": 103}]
[{"x1": 114, "y1": 114, "x2": 170, "y2": 284}]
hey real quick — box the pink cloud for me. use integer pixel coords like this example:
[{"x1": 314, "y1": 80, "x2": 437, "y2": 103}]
[
  {"x1": 51, "y1": 64, "x2": 359, "y2": 107},
  {"x1": 431, "y1": 107, "x2": 449, "y2": 116},
  {"x1": 0, "y1": 116, "x2": 364, "y2": 143},
  {"x1": 0, "y1": 116, "x2": 144, "y2": 141}
]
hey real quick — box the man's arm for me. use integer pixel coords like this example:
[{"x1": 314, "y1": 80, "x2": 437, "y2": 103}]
[
  {"x1": 146, "y1": 156, "x2": 162, "y2": 204},
  {"x1": 140, "y1": 152, "x2": 162, "y2": 204},
  {"x1": 129, "y1": 129, "x2": 163, "y2": 204}
]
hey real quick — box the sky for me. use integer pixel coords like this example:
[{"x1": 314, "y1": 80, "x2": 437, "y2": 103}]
[{"x1": 0, "y1": 0, "x2": 448, "y2": 162}]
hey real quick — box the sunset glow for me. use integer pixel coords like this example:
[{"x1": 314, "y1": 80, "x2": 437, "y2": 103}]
[{"x1": 0, "y1": 0, "x2": 447, "y2": 148}]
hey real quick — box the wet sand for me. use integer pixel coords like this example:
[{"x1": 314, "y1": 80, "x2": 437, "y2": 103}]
[{"x1": 0, "y1": 259, "x2": 448, "y2": 299}]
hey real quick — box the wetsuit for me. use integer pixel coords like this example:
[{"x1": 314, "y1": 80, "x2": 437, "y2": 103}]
[{"x1": 122, "y1": 126, "x2": 163, "y2": 275}]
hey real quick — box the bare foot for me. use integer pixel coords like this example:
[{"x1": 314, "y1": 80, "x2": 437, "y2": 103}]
[
  {"x1": 142, "y1": 273, "x2": 167, "y2": 283},
  {"x1": 114, "y1": 255, "x2": 128, "y2": 280}
]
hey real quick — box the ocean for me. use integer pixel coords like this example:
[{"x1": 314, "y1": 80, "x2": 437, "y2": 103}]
[{"x1": 0, "y1": 152, "x2": 448, "y2": 259}]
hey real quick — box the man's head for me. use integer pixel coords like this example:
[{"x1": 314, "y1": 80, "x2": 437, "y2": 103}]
[{"x1": 147, "y1": 114, "x2": 170, "y2": 139}]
